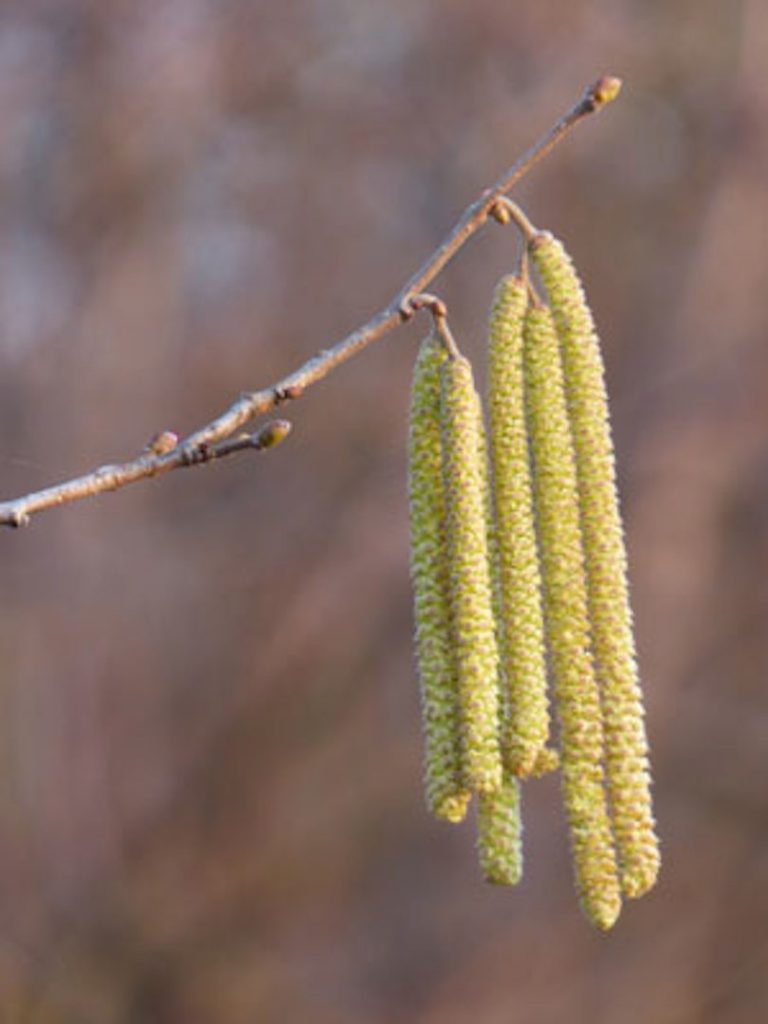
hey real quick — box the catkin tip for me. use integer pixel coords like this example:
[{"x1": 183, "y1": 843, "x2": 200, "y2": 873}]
[
  {"x1": 622, "y1": 848, "x2": 661, "y2": 899},
  {"x1": 588, "y1": 895, "x2": 622, "y2": 931},
  {"x1": 477, "y1": 776, "x2": 523, "y2": 886},
  {"x1": 528, "y1": 746, "x2": 561, "y2": 778},
  {"x1": 434, "y1": 792, "x2": 472, "y2": 825}
]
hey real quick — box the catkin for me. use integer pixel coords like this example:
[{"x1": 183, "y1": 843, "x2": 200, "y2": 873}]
[
  {"x1": 488, "y1": 275, "x2": 550, "y2": 777},
  {"x1": 477, "y1": 773, "x2": 523, "y2": 885},
  {"x1": 408, "y1": 336, "x2": 471, "y2": 823},
  {"x1": 476, "y1": 392, "x2": 525, "y2": 882},
  {"x1": 523, "y1": 301, "x2": 622, "y2": 930},
  {"x1": 440, "y1": 354, "x2": 503, "y2": 795},
  {"x1": 531, "y1": 233, "x2": 660, "y2": 899}
]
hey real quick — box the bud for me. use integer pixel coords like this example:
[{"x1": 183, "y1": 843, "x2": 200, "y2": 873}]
[
  {"x1": 255, "y1": 420, "x2": 292, "y2": 450},
  {"x1": 591, "y1": 75, "x2": 622, "y2": 107},
  {"x1": 524, "y1": 301, "x2": 621, "y2": 930},
  {"x1": 531, "y1": 232, "x2": 660, "y2": 900},
  {"x1": 408, "y1": 337, "x2": 471, "y2": 822},
  {"x1": 144, "y1": 430, "x2": 179, "y2": 456},
  {"x1": 488, "y1": 275, "x2": 550, "y2": 777},
  {"x1": 440, "y1": 354, "x2": 503, "y2": 795}
]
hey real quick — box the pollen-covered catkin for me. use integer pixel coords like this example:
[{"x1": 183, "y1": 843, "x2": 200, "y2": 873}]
[
  {"x1": 523, "y1": 301, "x2": 622, "y2": 930},
  {"x1": 440, "y1": 354, "x2": 503, "y2": 795},
  {"x1": 474, "y1": 398, "x2": 525, "y2": 881},
  {"x1": 408, "y1": 337, "x2": 471, "y2": 823},
  {"x1": 488, "y1": 275, "x2": 550, "y2": 777},
  {"x1": 477, "y1": 772, "x2": 523, "y2": 885},
  {"x1": 531, "y1": 233, "x2": 660, "y2": 899}
]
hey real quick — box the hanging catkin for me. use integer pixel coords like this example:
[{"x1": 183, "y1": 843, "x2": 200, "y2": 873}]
[
  {"x1": 408, "y1": 336, "x2": 471, "y2": 823},
  {"x1": 523, "y1": 300, "x2": 622, "y2": 930},
  {"x1": 477, "y1": 773, "x2": 523, "y2": 885},
  {"x1": 530, "y1": 232, "x2": 660, "y2": 900},
  {"x1": 488, "y1": 275, "x2": 550, "y2": 777},
  {"x1": 477, "y1": 378, "x2": 524, "y2": 881},
  {"x1": 440, "y1": 353, "x2": 503, "y2": 795}
]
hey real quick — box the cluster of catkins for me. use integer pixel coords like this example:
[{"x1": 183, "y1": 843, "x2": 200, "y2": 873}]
[{"x1": 407, "y1": 226, "x2": 660, "y2": 930}]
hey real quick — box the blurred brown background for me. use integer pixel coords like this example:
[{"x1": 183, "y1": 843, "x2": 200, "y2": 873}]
[{"x1": 0, "y1": 1, "x2": 766, "y2": 1021}]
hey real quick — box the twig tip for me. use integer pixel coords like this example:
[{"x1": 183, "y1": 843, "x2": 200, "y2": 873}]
[
  {"x1": 255, "y1": 420, "x2": 292, "y2": 450},
  {"x1": 589, "y1": 75, "x2": 623, "y2": 109}
]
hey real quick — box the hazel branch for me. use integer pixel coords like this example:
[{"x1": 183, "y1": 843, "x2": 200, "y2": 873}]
[{"x1": 0, "y1": 76, "x2": 621, "y2": 528}]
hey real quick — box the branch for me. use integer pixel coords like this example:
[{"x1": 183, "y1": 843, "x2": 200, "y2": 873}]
[
  {"x1": 0, "y1": 76, "x2": 621, "y2": 528},
  {"x1": 0, "y1": 422, "x2": 292, "y2": 528}
]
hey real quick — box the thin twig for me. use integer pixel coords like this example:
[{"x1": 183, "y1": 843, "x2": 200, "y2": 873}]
[
  {"x1": 182, "y1": 421, "x2": 292, "y2": 463},
  {"x1": 0, "y1": 76, "x2": 621, "y2": 528}
]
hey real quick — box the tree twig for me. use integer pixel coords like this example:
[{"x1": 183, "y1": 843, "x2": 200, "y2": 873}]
[
  {"x1": 0, "y1": 422, "x2": 292, "y2": 528},
  {"x1": 0, "y1": 76, "x2": 621, "y2": 528}
]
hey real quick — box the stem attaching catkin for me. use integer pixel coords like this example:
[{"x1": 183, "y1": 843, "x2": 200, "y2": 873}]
[
  {"x1": 488, "y1": 275, "x2": 551, "y2": 777},
  {"x1": 408, "y1": 336, "x2": 472, "y2": 823},
  {"x1": 440, "y1": 353, "x2": 503, "y2": 795},
  {"x1": 530, "y1": 232, "x2": 660, "y2": 899},
  {"x1": 523, "y1": 300, "x2": 622, "y2": 930}
]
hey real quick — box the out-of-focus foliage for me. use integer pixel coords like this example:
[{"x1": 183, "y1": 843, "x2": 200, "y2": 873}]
[{"x1": 0, "y1": 1, "x2": 767, "y2": 1020}]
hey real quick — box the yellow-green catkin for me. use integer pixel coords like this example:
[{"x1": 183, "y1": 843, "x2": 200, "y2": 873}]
[
  {"x1": 531, "y1": 233, "x2": 660, "y2": 899},
  {"x1": 440, "y1": 354, "x2": 503, "y2": 795},
  {"x1": 476, "y1": 392, "x2": 525, "y2": 881},
  {"x1": 488, "y1": 275, "x2": 550, "y2": 777},
  {"x1": 408, "y1": 336, "x2": 471, "y2": 823},
  {"x1": 523, "y1": 301, "x2": 622, "y2": 930},
  {"x1": 477, "y1": 773, "x2": 523, "y2": 885}
]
